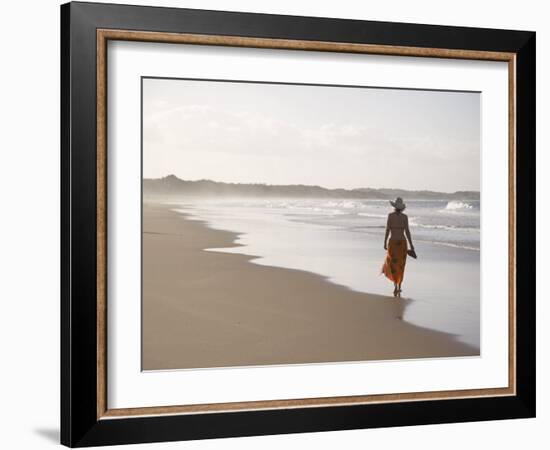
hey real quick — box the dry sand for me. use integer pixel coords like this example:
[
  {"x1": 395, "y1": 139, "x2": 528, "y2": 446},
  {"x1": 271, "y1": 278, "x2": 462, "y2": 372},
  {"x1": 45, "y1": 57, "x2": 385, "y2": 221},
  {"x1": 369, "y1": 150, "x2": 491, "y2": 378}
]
[{"x1": 142, "y1": 203, "x2": 477, "y2": 370}]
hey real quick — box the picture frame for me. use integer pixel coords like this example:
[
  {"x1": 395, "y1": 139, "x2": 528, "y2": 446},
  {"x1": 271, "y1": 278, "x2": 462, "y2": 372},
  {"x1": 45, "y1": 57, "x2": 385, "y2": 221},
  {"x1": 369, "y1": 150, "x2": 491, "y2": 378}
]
[{"x1": 60, "y1": 1, "x2": 536, "y2": 447}]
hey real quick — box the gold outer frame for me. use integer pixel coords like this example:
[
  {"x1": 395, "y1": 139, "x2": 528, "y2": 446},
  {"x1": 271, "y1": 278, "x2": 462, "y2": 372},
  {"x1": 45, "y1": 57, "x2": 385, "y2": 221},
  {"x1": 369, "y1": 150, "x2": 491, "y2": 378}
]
[{"x1": 96, "y1": 29, "x2": 517, "y2": 420}]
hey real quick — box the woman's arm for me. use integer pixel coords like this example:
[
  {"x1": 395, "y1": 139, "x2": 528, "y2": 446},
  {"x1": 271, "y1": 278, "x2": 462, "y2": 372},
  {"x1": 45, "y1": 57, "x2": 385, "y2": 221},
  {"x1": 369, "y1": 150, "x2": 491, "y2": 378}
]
[
  {"x1": 405, "y1": 215, "x2": 414, "y2": 250},
  {"x1": 384, "y1": 215, "x2": 390, "y2": 250}
]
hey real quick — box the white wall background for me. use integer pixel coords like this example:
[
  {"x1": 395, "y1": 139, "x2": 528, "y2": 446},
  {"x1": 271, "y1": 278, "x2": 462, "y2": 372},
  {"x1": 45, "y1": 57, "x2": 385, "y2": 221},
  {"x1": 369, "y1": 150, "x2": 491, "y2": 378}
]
[{"x1": 0, "y1": 0, "x2": 545, "y2": 448}]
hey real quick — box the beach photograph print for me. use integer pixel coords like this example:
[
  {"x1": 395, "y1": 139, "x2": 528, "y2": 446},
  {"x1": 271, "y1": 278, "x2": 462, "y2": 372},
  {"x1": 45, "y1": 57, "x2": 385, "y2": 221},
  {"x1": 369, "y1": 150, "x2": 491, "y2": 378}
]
[{"x1": 142, "y1": 77, "x2": 481, "y2": 371}]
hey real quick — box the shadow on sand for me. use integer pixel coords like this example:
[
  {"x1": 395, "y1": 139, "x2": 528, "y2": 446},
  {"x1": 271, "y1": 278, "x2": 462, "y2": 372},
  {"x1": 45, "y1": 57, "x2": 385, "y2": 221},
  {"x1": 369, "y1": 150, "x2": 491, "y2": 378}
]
[{"x1": 386, "y1": 295, "x2": 415, "y2": 320}]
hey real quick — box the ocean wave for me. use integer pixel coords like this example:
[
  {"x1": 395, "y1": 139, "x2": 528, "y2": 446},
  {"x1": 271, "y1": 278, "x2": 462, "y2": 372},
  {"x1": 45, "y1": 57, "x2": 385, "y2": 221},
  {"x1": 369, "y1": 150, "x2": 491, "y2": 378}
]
[
  {"x1": 271, "y1": 201, "x2": 357, "y2": 214},
  {"x1": 266, "y1": 201, "x2": 291, "y2": 208},
  {"x1": 443, "y1": 200, "x2": 476, "y2": 211},
  {"x1": 351, "y1": 225, "x2": 386, "y2": 230},
  {"x1": 418, "y1": 239, "x2": 480, "y2": 251},
  {"x1": 312, "y1": 207, "x2": 346, "y2": 215},
  {"x1": 357, "y1": 212, "x2": 387, "y2": 219},
  {"x1": 409, "y1": 221, "x2": 479, "y2": 232},
  {"x1": 322, "y1": 200, "x2": 360, "y2": 209}
]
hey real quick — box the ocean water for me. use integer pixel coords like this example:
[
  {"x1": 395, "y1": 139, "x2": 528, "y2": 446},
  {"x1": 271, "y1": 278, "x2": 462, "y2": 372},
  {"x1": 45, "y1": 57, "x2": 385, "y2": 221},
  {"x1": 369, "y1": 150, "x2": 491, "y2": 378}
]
[{"x1": 172, "y1": 198, "x2": 480, "y2": 350}]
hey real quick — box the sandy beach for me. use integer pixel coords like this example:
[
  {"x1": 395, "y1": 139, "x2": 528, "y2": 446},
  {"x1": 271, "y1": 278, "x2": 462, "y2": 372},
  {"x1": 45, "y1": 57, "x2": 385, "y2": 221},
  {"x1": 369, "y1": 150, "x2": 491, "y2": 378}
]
[{"x1": 142, "y1": 203, "x2": 477, "y2": 370}]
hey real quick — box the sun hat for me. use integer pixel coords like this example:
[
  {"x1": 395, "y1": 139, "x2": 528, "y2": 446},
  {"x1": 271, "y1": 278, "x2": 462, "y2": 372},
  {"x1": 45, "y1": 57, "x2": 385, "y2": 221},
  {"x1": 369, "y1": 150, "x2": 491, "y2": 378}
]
[{"x1": 390, "y1": 197, "x2": 406, "y2": 210}]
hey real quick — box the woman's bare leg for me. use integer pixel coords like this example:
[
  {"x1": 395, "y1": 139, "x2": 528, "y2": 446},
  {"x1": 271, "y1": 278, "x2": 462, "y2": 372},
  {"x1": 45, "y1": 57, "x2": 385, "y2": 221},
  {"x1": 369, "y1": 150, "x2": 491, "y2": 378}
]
[{"x1": 393, "y1": 283, "x2": 398, "y2": 296}]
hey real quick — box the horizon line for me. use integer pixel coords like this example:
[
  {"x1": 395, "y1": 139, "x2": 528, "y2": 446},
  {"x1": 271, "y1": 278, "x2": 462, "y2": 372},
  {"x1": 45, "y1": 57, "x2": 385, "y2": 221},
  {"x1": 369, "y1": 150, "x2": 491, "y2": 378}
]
[{"x1": 143, "y1": 175, "x2": 480, "y2": 195}]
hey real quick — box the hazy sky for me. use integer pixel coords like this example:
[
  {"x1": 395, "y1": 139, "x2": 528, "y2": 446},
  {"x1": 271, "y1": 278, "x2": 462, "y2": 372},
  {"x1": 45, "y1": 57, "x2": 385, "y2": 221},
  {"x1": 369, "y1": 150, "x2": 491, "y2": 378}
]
[{"x1": 143, "y1": 78, "x2": 480, "y2": 192}]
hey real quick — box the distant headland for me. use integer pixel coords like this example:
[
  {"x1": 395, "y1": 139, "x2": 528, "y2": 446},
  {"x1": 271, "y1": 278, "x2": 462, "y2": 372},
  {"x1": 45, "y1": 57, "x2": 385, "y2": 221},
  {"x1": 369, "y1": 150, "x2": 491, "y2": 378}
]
[{"x1": 143, "y1": 175, "x2": 480, "y2": 200}]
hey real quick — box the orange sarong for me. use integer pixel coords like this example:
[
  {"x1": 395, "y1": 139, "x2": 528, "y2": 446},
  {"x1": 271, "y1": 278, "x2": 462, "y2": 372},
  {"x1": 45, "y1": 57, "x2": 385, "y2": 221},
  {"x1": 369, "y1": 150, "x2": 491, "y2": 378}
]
[{"x1": 382, "y1": 239, "x2": 407, "y2": 284}]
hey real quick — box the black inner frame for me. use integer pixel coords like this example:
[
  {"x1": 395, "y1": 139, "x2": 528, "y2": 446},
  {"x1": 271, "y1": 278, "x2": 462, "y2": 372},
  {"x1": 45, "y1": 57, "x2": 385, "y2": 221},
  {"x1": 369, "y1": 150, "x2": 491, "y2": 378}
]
[{"x1": 61, "y1": 2, "x2": 535, "y2": 447}]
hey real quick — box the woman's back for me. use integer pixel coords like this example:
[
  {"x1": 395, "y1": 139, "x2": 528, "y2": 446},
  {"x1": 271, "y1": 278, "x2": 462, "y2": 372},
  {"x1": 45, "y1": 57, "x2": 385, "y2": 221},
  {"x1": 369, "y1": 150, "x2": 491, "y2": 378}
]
[
  {"x1": 383, "y1": 198, "x2": 414, "y2": 294},
  {"x1": 387, "y1": 211, "x2": 408, "y2": 241}
]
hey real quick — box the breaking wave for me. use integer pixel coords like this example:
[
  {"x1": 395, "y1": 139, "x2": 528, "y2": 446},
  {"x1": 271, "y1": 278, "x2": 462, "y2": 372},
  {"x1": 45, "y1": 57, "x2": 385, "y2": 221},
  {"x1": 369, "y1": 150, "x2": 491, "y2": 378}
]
[{"x1": 444, "y1": 201, "x2": 475, "y2": 211}]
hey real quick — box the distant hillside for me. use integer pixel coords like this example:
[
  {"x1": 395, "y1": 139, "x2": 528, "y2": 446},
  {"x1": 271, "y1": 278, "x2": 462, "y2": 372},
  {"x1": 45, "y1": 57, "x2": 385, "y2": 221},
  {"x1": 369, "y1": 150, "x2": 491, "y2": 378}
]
[{"x1": 143, "y1": 175, "x2": 480, "y2": 200}]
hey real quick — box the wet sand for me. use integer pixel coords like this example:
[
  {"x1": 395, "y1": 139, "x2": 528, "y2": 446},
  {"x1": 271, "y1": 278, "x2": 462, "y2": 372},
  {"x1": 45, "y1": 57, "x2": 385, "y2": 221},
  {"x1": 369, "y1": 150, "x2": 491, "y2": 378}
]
[{"x1": 142, "y1": 203, "x2": 477, "y2": 370}]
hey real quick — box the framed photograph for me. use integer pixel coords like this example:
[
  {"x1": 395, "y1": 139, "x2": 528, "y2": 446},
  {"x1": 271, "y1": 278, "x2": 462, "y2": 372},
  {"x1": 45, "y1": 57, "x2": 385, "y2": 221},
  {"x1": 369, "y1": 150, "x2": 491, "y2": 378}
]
[{"x1": 60, "y1": 1, "x2": 535, "y2": 447}]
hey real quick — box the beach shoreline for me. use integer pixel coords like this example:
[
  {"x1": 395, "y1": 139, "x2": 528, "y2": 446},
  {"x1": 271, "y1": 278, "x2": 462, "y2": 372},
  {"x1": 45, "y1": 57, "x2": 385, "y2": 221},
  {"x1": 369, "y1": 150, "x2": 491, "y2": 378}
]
[{"x1": 142, "y1": 202, "x2": 478, "y2": 370}]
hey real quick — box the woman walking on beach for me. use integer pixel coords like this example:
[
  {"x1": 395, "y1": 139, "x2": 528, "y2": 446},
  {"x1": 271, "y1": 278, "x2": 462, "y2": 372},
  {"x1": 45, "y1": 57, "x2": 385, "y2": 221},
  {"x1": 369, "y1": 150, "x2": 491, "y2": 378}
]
[{"x1": 382, "y1": 197, "x2": 415, "y2": 297}]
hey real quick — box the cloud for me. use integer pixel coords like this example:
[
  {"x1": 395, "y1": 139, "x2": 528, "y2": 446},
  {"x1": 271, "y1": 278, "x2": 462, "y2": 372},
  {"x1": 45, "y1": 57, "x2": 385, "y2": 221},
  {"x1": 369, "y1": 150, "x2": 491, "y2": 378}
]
[{"x1": 142, "y1": 83, "x2": 480, "y2": 191}]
